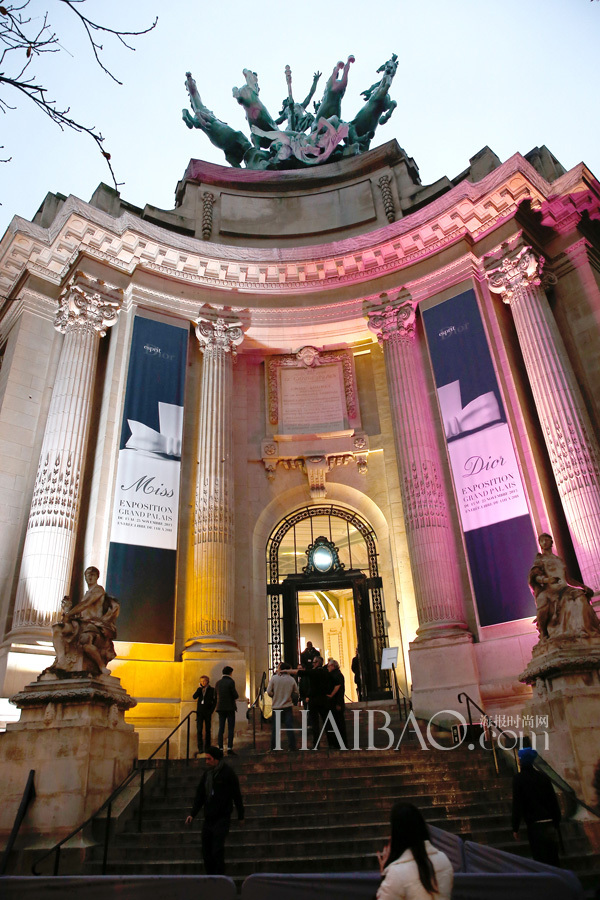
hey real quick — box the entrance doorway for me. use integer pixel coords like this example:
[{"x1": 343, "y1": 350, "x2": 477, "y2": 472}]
[
  {"x1": 266, "y1": 505, "x2": 391, "y2": 699},
  {"x1": 298, "y1": 586, "x2": 358, "y2": 701}
]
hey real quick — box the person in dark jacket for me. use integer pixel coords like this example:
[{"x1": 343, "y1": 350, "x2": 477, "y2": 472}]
[
  {"x1": 184, "y1": 746, "x2": 245, "y2": 874},
  {"x1": 298, "y1": 656, "x2": 333, "y2": 748},
  {"x1": 512, "y1": 747, "x2": 561, "y2": 866},
  {"x1": 193, "y1": 675, "x2": 216, "y2": 756},
  {"x1": 351, "y1": 647, "x2": 363, "y2": 701},
  {"x1": 215, "y1": 665, "x2": 239, "y2": 755},
  {"x1": 326, "y1": 658, "x2": 347, "y2": 747}
]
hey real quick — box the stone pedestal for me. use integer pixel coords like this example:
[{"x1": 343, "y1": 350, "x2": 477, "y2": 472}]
[
  {"x1": 520, "y1": 638, "x2": 600, "y2": 811},
  {"x1": 0, "y1": 673, "x2": 137, "y2": 842}
]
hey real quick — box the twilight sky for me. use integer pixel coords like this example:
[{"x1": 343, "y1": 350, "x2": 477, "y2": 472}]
[{"x1": 1, "y1": 0, "x2": 599, "y2": 238}]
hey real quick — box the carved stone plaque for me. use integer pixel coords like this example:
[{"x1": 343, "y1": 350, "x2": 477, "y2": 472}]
[{"x1": 280, "y1": 364, "x2": 345, "y2": 434}]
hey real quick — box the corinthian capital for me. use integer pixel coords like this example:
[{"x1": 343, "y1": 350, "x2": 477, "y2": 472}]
[
  {"x1": 484, "y1": 243, "x2": 544, "y2": 304},
  {"x1": 195, "y1": 312, "x2": 244, "y2": 356},
  {"x1": 365, "y1": 290, "x2": 417, "y2": 344},
  {"x1": 55, "y1": 271, "x2": 123, "y2": 336}
]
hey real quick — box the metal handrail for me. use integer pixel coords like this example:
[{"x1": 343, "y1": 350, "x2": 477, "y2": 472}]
[
  {"x1": 31, "y1": 709, "x2": 198, "y2": 876},
  {"x1": 458, "y1": 691, "x2": 518, "y2": 773},
  {"x1": 390, "y1": 663, "x2": 411, "y2": 721},
  {"x1": 458, "y1": 691, "x2": 600, "y2": 818},
  {"x1": 249, "y1": 671, "x2": 268, "y2": 749},
  {"x1": 0, "y1": 769, "x2": 35, "y2": 875}
]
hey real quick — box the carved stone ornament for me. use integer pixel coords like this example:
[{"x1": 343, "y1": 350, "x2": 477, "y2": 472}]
[
  {"x1": 201, "y1": 191, "x2": 216, "y2": 240},
  {"x1": 27, "y1": 450, "x2": 80, "y2": 533},
  {"x1": 378, "y1": 174, "x2": 396, "y2": 223},
  {"x1": 11, "y1": 678, "x2": 137, "y2": 712},
  {"x1": 260, "y1": 440, "x2": 369, "y2": 497},
  {"x1": 266, "y1": 347, "x2": 357, "y2": 426},
  {"x1": 54, "y1": 271, "x2": 123, "y2": 336},
  {"x1": 195, "y1": 315, "x2": 244, "y2": 356},
  {"x1": 484, "y1": 244, "x2": 542, "y2": 304},
  {"x1": 520, "y1": 640, "x2": 600, "y2": 684},
  {"x1": 366, "y1": 292, "x2": 417, "y2": 343}
]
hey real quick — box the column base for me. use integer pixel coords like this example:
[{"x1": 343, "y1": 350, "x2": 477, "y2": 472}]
[
  {"x1": 183, "y1": 633, "x2": 240, "y2": 654},
  {"x1": 409, "y1": 630, "x2": 482, "y2": 723}
]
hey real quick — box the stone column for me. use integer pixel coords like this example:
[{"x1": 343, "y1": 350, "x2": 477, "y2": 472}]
[
  {"x1": 12, "y1": 272, "x2": 122, "y2": 633},
  {"x1": 367, "y1": 291, "x2": 468, "y2": 636},
  {"x1": 367, "y1": 291, "x2": 480, "y2": 717},
  {"x1": 186, "y1": 313, "x2": 244, "y2": 652},
  {"x1": 485, "y1": 241, "x2": 600, "y2": 590}
]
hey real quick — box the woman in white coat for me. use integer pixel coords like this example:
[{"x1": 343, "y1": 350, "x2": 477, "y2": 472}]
[{"x1": 376, "y1": 803, "x2": 454, "y2": 900}]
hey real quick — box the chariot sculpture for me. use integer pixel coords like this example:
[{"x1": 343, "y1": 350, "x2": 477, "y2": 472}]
[{"x1": 182, "y1": 54, "x2": 398, "y2": 171}]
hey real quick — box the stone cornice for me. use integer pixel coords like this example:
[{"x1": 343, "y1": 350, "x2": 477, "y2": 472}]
[{"x1": 2, "y1": 155, "x2": 592, "y2": 305}]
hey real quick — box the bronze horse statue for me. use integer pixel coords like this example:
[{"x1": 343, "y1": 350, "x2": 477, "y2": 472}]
[
  {"x1": 183, "y1": 72, "x2": 251, "y2": 167},
  {"x1": 347, "y1": 54, "x2": 398, "y2": 151}
]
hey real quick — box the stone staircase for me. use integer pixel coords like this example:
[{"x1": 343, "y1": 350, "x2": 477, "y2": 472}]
[{"x1": 82, "y1": 705, "x2": 600, "y2": 893}]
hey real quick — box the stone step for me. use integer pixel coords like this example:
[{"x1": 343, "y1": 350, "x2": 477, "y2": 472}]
[
  {"x1": 138, "y1": 786, "x2": 512, "y2": 816},
  {"x1": 89, "y1": 850, "x2": 385, "y2": 878},
  {"x1": 88, "y1": 722, "x2": 595, "y2": 891},
  {"x1": 155, "y1": 780, "x2": 511, "y2": 807}
]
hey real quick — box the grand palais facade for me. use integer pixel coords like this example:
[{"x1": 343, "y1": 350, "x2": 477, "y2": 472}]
[{"x1": 1, "y1": 135, "x2": 600, "y2": 759}]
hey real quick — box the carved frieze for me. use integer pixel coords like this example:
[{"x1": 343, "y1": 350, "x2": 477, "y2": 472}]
[
  {"x1": 0, "y1": 156, "x2": 551, "y2": 300},
  {"x1": 260, "y1": 436, "x2": 369, "y2": 499}
]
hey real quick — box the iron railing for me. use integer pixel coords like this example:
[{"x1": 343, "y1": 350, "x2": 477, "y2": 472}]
[
  {"x1": 249, "y1": 671, "x2": 268, "y2": 748},
  {"x1": 390, "y1": 663, "x2": 411, "y2": 722},
  {"x1": 458, "y1": 691, "x2": 600, "y2": 818},
  {"x1": 1, "y1": 769, "x2": 35, "y2": 875}
]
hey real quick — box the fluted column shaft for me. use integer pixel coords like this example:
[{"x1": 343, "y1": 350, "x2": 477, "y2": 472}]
[
  {"x1": 13, "y1": 273, "x2": 122, "y2": 630},
  {"x1": 367, "y1": 294, "x2": 468, "y2": 636},
  {"x1": 187, "y1": 315, "x2": 243, "y2": 649},
  {"x1": 486, "y1": 244, "x2": 600, "y2": 589}
]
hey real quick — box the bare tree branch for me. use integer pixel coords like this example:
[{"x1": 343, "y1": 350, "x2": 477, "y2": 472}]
[{"x1": 0, "y1": 1, "x2": 157, "y2": 189}]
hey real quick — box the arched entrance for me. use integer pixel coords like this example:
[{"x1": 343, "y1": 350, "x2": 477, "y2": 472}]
[{"x1": 266, "y1": 505, "x2": 390, "y2": 699}]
